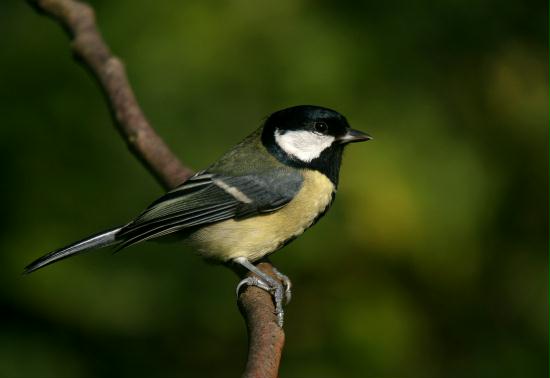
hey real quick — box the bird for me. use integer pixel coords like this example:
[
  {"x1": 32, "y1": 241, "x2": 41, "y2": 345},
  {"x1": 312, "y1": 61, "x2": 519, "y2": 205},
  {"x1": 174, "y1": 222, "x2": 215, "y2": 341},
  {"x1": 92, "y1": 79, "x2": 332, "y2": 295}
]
[{"x1": 24, "y1": 105, "x2": 372, "y2": 326}]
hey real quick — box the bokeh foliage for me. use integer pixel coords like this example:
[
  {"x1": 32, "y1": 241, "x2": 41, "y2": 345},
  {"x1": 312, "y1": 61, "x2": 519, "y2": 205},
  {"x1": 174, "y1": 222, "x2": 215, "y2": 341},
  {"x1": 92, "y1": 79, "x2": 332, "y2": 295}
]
[{"x1": 0, "y1": 0, "x2": 547, "y2": 377}]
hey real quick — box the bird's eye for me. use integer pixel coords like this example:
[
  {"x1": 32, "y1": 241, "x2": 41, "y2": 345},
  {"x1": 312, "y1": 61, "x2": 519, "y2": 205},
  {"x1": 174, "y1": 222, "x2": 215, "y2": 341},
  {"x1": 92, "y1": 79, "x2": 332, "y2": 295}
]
[{"x1": 314, "y1": 122, "x2": 328, "y2": 134}]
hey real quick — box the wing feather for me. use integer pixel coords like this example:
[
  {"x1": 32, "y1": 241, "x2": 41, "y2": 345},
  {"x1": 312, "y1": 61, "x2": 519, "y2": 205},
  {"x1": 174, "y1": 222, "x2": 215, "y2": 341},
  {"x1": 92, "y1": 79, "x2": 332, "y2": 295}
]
[{"x1": 116, "y1": 169, "x2": 303, "y2": 249}]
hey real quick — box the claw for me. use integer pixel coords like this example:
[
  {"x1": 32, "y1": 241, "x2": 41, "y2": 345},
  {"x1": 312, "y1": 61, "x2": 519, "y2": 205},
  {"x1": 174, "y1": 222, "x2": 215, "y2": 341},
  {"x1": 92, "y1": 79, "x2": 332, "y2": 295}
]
[
  {"x1": 272, "y1": 267, "x2": 292, "y2": 304},
  {"x1": 236, "y1": 274, "x2": 286, "y2": 327},
  {"x1": 236, "y1": 275, "x2": 270, "y2": 296},
  {"x1": 233, "y1": 257, "x2": 291, "y2": 327}
]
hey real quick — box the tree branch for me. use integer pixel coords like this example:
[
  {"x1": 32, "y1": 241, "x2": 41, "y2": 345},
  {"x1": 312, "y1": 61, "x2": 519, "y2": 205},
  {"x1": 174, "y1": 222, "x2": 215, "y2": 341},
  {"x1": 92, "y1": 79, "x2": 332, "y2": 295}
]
[
  {"x1": 28, "y1": 1, "x2": 285, "y2": 377},
  {"x1": 30, "y1": 0, "x2": 192, "y2": 189},
  {"x1": 238, "y1": 261, "x2": 286, "y2": 378}
]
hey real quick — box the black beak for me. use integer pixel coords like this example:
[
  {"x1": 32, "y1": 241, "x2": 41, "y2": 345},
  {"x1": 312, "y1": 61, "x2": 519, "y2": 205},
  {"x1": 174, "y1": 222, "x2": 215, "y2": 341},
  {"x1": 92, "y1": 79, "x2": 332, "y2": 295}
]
[{"x1": 337, "y1": 128, "x2": 373, "y2": 144}]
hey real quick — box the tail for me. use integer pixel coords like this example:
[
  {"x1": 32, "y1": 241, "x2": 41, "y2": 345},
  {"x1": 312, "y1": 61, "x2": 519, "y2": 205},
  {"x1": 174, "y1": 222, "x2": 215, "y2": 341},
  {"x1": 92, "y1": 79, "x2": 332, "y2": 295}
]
[{"x1": 24, "y1": 227, "x2": 122, "y2": 274}]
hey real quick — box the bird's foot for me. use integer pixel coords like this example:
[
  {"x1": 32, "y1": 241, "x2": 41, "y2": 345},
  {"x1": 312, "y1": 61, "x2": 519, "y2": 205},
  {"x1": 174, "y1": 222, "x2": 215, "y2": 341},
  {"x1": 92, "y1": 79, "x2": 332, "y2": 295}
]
[
  {"x1": 236, "y1": 275, "x2": 271, "y2": 295},
  {"x1": 271, "y1": 266, "x2": 292, "y2": 304},
  {"x1": 236, "y1": 273, "x2": 286, "y2": 327},
  {"x1": 234, "y1": 257, "x2": 289, "y2": 327}
]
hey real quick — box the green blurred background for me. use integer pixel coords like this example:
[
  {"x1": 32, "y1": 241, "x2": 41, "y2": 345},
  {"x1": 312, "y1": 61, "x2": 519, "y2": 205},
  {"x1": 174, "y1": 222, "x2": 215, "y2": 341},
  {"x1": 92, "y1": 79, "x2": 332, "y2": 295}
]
[{"x1": 0, "y1": 0, "x2": 547, "y2": 377}]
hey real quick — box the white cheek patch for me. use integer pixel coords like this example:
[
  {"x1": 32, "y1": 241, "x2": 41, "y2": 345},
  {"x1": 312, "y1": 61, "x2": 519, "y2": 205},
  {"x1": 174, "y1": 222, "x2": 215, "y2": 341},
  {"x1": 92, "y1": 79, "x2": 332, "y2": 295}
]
[{"x1": 274, "y1": 129, "x2": 335, "y2": 162}]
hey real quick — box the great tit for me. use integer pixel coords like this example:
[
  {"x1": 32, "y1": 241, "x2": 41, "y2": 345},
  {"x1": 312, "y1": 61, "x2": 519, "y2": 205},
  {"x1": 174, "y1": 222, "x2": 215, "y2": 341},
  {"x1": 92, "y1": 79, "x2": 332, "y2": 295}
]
[{"x1": 25, "y1": 105, "x2": 372, "y2": 325}]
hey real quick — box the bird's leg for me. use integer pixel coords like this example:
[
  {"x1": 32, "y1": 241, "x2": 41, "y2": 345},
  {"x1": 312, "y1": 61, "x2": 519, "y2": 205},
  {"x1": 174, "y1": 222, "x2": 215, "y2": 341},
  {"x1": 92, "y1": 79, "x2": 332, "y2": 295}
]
[{"x1": 234, "y1": 257, "x2": 287, "y2": 327}]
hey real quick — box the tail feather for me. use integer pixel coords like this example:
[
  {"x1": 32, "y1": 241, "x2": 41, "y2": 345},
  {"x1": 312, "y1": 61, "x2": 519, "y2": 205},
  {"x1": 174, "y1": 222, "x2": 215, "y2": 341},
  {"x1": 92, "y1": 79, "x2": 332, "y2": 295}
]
[{"x1": 24, "y1": 227, "x2": 122, "y2": 274}]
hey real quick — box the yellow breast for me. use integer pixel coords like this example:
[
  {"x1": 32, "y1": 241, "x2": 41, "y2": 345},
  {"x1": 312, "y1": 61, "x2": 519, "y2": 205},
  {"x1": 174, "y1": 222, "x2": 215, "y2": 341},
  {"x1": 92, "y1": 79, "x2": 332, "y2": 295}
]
[{"x1": 187, "y1": 170, "x2": 335, "y2": 262}]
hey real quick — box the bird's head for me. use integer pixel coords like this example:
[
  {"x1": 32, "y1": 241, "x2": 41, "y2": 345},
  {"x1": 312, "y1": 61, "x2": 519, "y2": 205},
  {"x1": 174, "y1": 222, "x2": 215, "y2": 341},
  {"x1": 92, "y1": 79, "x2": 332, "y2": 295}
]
[{"x1": 262, "y1": 105, "x2": 371, "y2": 184}]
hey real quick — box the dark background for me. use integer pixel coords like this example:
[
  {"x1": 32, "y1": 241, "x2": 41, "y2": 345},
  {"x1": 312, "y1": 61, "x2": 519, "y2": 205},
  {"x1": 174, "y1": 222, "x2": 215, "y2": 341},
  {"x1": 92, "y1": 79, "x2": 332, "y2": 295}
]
[{"x1": 1, "y1": 0, "x2": 547, "y2": 377}]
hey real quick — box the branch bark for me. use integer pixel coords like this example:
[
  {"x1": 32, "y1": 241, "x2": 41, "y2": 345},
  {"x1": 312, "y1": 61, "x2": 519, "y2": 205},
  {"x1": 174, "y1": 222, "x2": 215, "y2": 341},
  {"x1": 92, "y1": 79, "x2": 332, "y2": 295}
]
[
  {"x1": 238, "y1": 261, "x2": 286, "y2": 378},
  {"x1": 28, "y1": 1, "x2": 285, "y2": 377}
]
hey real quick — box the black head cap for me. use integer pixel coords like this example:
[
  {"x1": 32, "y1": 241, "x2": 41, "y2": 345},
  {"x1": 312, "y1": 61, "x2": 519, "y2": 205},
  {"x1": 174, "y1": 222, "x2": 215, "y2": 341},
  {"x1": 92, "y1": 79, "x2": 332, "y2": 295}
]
[
  {"x1": 263, "y1": 105, "x2": 349, "y2": 138},
  {"x1": 261, "y1": 105, "x2": 371, "y2": 186}
]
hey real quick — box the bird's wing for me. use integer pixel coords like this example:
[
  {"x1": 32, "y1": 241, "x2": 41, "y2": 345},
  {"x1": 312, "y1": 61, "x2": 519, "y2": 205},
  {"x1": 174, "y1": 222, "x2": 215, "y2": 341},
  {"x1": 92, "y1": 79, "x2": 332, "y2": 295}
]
[{"x1": 116, "y1": 169, "x2": 303, "y2": 249}]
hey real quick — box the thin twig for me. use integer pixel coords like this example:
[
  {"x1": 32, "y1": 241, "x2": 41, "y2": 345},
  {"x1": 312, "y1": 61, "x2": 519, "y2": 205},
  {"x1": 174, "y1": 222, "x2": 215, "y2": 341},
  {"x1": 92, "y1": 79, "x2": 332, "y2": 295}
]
[
  {"x1": 27, "y1": 1, "x2": 285, "y2": 377},
  {"x1": 30, "y1": 0, "x2": 192, "y2": 189}
]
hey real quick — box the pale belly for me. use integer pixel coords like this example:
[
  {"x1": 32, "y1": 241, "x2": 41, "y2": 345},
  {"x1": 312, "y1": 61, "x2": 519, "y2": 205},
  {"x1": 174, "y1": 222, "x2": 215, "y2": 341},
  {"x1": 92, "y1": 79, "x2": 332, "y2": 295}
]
[{"x1": 186, "y1": 170, "x2": 335, "y2": 262}]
